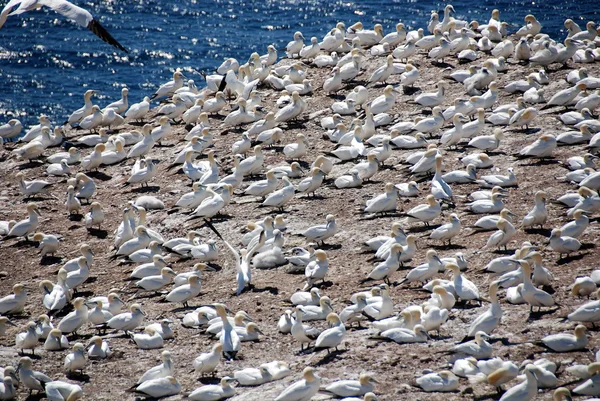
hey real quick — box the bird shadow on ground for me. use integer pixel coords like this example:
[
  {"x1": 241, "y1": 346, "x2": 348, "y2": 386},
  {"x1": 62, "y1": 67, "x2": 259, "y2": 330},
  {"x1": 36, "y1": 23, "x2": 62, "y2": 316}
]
[
  {"x1": 23, "y1": 195, "x2": 53, "y2": 202},
  {"x1": 491, "y1": 249, "x2": 515, "y2": 255},
  {"x1": 520, "y1": 159, "x2": 560, "y2": 167},
  {"x1": 453, "y1": 301, "x2": 482, "y2": 310},
  {"x1": 431, "y1": 61, "x2": 454, "y2": 69},
  {"x1": 402, "y1": 86, "x2": 420, "y2": 96},
  {"x1": 19, "y1": 352, "x2": 41, "y2": 359},
  {"x1": 312, "y1": 349, "x2": 348, "y2": 366},
  {"x1": 68, "y1": 224, "x2": 83, "y2": 231},
  {"x1": 170, "y1": 305, "x2": 200, "y2": 313},
  {"x1": 315, "y1": 280, "x2": 335, "y2": 290},
  {"x1": 359, "y1": 212, "x2": 405, "y2": 221},
  {"x1": 87, "y1": 171, "x2": 112, "y2": 181},
  {"x1": 17, "y1": 161, "x2": 44, "y2": 170},
  {"x1": 130, "y1": 185, "x2": 160, "y2": 193},
  {"x1": 72, "y1": 289, "x2": 95, "y2": 298},
  {"x1": 251, "y1": 285, "x2": 279, "y2": 295},
  {"x1": 197, "y1": 376, "x2": 221, "y2": 385},
  {"x1": 300, "y1": 194, "x2": 327, "y2": 200},
  {"x1": 66, "y1": 373, "x2": 91, "y2": 382},
  {"x1": 8, "y1": 239, "x2": 36, "y2": 248},
  {"x1": 40, "y1": 256, "x2": 62, "y2": 265},
  {"x1": 284, "y1": 119, "x2": 309, "y2": 130},
  {"x1": 406, "y1": 224, "x2": 439, "y2": 233},
  {"x1": 523, "y1": 227, "x2": 551, "y2": 236},
  {"x1": 556, "y1": 252, "x2": 589, "y2": 265},
  {"x1": 510, "y1": 127, "x2": 541, "y2": 135},
  {"x1": 527, "y1": 307, "x2": 560, "y2": 321},
  {"x1": 87, "y1": 228, "x2": 108, "y2": 239},
  {"x1": 319, "y1": 243, "x2": 342, "y2": 251},
  {"x1": 431, "y1": 243, "x2": 466, "y2": 250},
  {"x1": 206, "y1": 263, "x2": 223, "y2": 272},
  {"x1": 68, "y1": 214, "x2": 84, "y2": 222}
]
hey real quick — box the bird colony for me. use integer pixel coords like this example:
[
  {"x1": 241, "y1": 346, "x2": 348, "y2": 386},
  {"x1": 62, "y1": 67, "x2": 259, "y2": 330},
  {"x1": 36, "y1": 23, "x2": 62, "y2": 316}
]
[{"x1": 2, "y1": 4, "x2": 600, "y2": 401}]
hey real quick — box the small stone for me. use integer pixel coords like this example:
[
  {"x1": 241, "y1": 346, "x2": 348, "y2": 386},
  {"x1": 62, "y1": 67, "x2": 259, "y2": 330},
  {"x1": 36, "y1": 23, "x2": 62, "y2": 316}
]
[{"x1": 0, "y1": 271, "x2": 7, "y2": 278}]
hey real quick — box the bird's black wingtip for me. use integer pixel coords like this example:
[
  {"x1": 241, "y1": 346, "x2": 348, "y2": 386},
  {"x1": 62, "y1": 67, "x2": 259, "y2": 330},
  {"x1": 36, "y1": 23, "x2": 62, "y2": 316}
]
[{"x1": 88, "y1": 18, "x2": 128, "y2": 53}]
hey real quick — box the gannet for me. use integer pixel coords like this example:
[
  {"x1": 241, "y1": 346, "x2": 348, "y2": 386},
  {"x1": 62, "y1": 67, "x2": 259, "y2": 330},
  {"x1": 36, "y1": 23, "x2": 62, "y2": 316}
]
[
  {"x1": 83, "y1": 201, "x2": 104, "y2": 230},
  {"x1": 46, "y1": 159, "x2": 71, "y2": 177},
  {"x1": 571, "y1": 21, "x2": 598, "y2": 41},
  {"x1": 540, "y1": 325, "x2": 588, "y2": 352},
  {"x1": 107, "y1": 303, "x2": 145, "y2": 334},
  {"x1": 81, "y1": 143, "x2": 104, "y2": 171},
  {"x1": 570, "y1": 277, "x2": 597, "y2": 299},
  {"x1": 302, "y1": 215, "x2": 338, "y2": 245},
  {"x1": 47, "y1": 147, "x2": 81, "y2": 165},
  {"x1": 548, "y1": 228, "x2": 581, "y2": 257},
  {"x1": 165, "y1": 274, "x2": 201, "y2": 307},
  {"x1": 188, "y1": 377, "x2": 235, "y2": 400},
  {"x1": 88, "y1": 301, "x2": 112, "y2": 326},
  {"x1": 16, "y1": 321, "x2": 39, "y2": 354},
  {"x1": 518, "y1": 260, "x2": 555, "y2": 311},
  {"x1": 402, "y1": 195, "x2": 441, "y2": 226},
  {"x1": 35, "y1": 314, "x2": 54, "y2": 339},
  {"x1": 417, "y1": 371, "x2": 459, "y2": 392},
  {"x1": 521, "y1": 191, "x2": 547, "y2": 228},
  {"x1": 447, "y1": 263, "x2": 480, "y2": 302},
  {"x1": 262, "y1": 176, "x2": 295, "y2": 210},
  {"x1": 125, "y1": 96, "x2": 151, "y2": 122},
  {"x1": 468, "y1": 281, "x2": 502, "y2": 335},
  {"x1": 133, "y1": 377, "x2": 181, "y2": 399},
  {"x1": 213, "y1": 304, "x2": 240, "y2": 359},
  {"x1": 0, "y1": 118, "x2": 22, "y2": 140},
  {"x1": 77, "y1": 127, "x2": 109, "y2": 147},
  {"x1": 174, "y1": 263, "x2": 215, "y2": 287},
  {"x1": 194, "y1": 343, "x2": 222, "y2": 376},
  {"x1": 40, "y1": 272, "x2": 69, "y2": 312},
  {"x1": 57, "y1": 298, "x2": 88, "y2": 334},
  {"x1": 573, "y1": 362, "x2": 600, "y2": 396},
  {"x1": 377, "y1": 324, "x2": 430, "y2": 343},
  {"x1": 1, "y1": 0, "x2": 127, "y2": 51},
  {"x1": 415, "y1": 82, "x2": 446, "y2": 107},
  {"x1": 132, "y1": 326, "x2": 164, "y2": 349},
  {"x1": 430, "y1": 213, "x2": 461, "y2": 244},
  {"x1": 87, "y1": 336, "x2": 110, "y2": 359},
  {"x1": 304, "y1": 250, "x2": 329, "y2": 290},
  {"x1": 397, "y1": 249, "x2": 442, "y2": 286},
  {"x1": 79, "y1": 105, "x2": 103, "y2": 132},
  {"x1": 17, "y1": 356, "x2": 51, "y2": 393},
  {"x1": 44, "y1": 380, "x2": 83, "y2": 401},
  {"x1": 483, "y1": 218, "x2": 516, "y2": 250},
  {"x1": 64, "y1": 343, "x2": 86, "y2": 374},
  {"x1": 469, "y1": 129, "x2": 504, "y2": 151},
  {"x1": 135, "y1": 267, "x2": 176, "y2": 292},
  {"x1": 559, "y1": 209, "x2": 589, "y2": 238},
  {"x1": 476, "y1": 169, "x2": 516, "y2": 188},
  {"x1": 15, "y1": 172, "x2": 52, "y2": 199},
  {"x1": 44, "y1": 328, "x2": 69, "y2": 350},
  {"x1": 133, "y1": 350, "x2": 173, "y2": 385},
  {"x1": 324, "y1": 373, "x2": 378, "y2": 397},
  {"x1": 21, "y1": 115, "x2": 50, "y2": 142},
  {"x1": 393, "y1": 38, "x2": 417, "y2": 61}
]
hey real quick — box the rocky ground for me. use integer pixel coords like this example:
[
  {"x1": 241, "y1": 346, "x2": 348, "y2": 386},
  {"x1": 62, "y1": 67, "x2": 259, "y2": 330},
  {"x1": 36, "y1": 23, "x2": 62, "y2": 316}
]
[{"x1": 0, "y1": 29, "x2": 599, "y2": 401}]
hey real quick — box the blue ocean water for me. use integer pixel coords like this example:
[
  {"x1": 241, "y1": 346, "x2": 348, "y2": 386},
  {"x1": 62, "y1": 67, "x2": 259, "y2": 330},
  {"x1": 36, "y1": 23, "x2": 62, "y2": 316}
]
[{"x1": 0, "y1": 0, "x2": 598, "y2": 127}]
